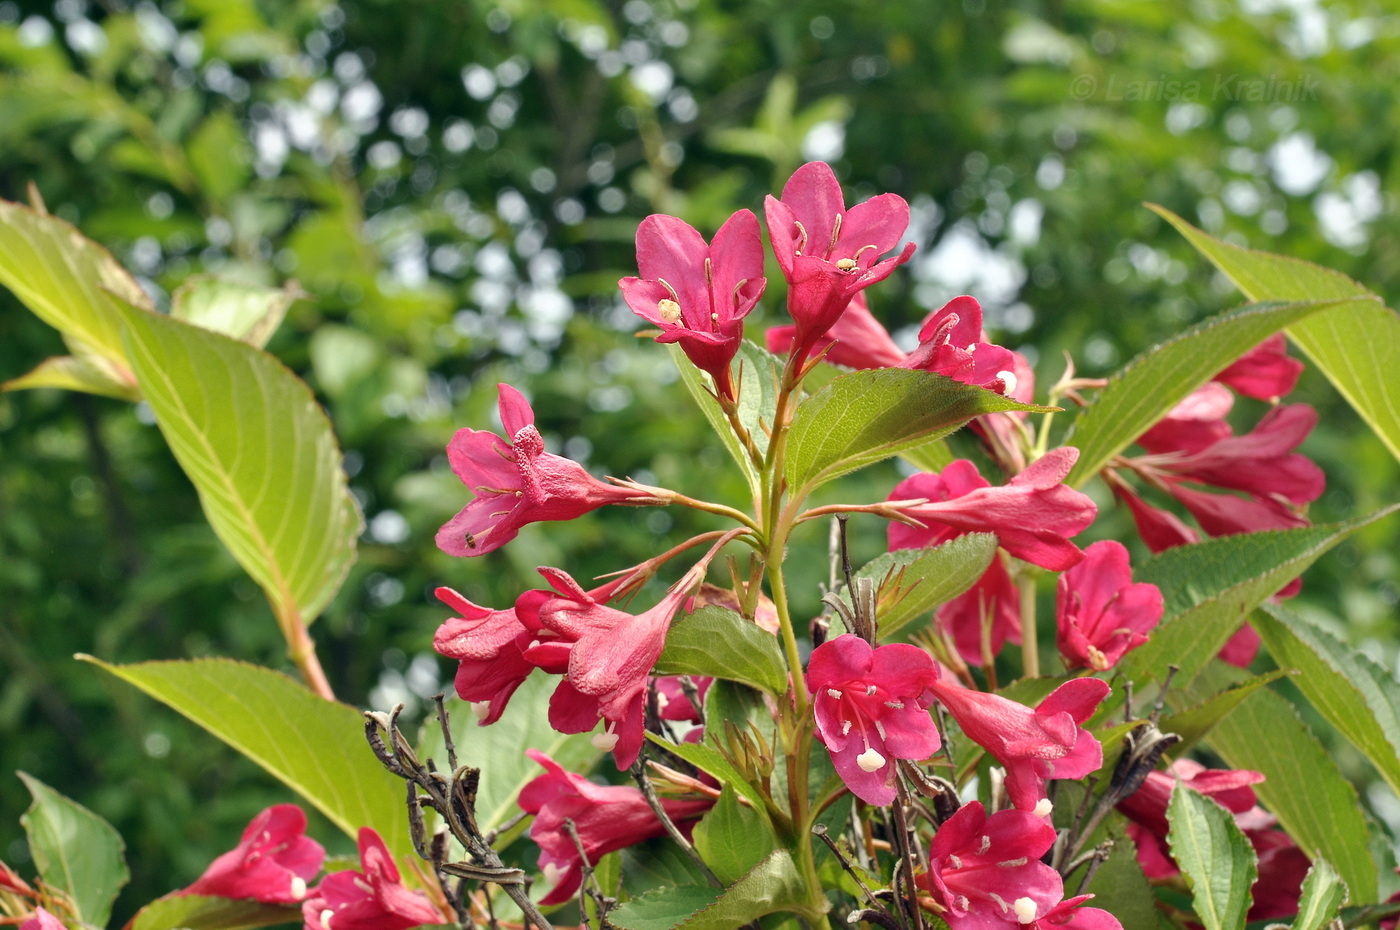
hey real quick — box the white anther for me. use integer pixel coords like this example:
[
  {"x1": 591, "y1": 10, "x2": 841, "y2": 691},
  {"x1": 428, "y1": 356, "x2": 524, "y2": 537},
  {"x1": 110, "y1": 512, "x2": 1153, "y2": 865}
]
[
  {"x1": 657, "y1": 298, "x2": 682, "y2": 324},
  {"x1": 884, "y1": 700, "x2": 904, "y2": 709},
  {"x1": 947, "y1": 854, "x2": 962, "y2": 869},
  {"x1": 543, "y1": 862, "x2": 565, "y2": 886},
  {"x1": 856, "y1": 747, "x2": 886, "y2": 773},
  {"x1": 978, "y1": 835, "x2": 991, "y2": 854},
  {"x1": 998, "y1": 857, "x2": 1028, "y2": 868},
  {"x1": 1033, "y1": 798, "x2": 1054, "y2": 818},
  {"x1": 842, "y1": 720, "x2": 852, "y2": 735},
  {"x1": 591, "y1": 726, "x2": 619, "y2": 752},
  {"x1": 866, "y1": 685, "x2": 877, "y2": 696},
  {"x1": 1014, "y1": 897, "x2": 1038, "y2": 924},
  {"x1": 320, "y1": 909, "x2": 335, "y2": 930}
]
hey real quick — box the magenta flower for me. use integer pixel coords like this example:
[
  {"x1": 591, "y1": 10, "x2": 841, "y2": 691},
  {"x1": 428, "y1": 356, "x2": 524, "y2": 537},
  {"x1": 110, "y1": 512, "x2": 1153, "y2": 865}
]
[
  {"x1": 619, "y1": 210, "x2": 766, "y2": 399},
  {"x1": 19, "y1": 909, "x2": 65, "y2": 930},
  {"x1": 432, "y1": 586, "x2": 537, "y2": 725},
  {"x1": 888, "y1": 449, "x2": 1098, "y2": 571},
  {"x1": 184, "y1": 804, "x2": 323, "y2": 903},
  {"x1": 1156, "y1": 404, "x2": 1324, "y2": 506},
  {"x1": 1055, "y1": 541, "x2": 1163, "y2": 672},
  {"x1": 931, "y1": 677, "x2": 1109, "y2": 814},
  {"x1": 899, "y1": 295, "x2": 1019, "y2": 394},
  {"x1": 764, "y1": 161, "x2": 916, "y2": 360},
  {"x1": 1117, "y1": 759, "x2": 1264, "y2": 879},
  {"x1": 807, "y1": 634, "x2": 941, "y2": 805},
  {"x1": 1136, "y1": 383, "x2": 1235, "y2": 456},
  {"x1": 520, "y1": 750, "x2": 713, "y2": 905},
  {"x1": 916, "y1": 801, "x2": 1062, "y2": 928},
  {"x1": 1214, "y1": 333, "x2": 1303, "y2": 400},
  {"x1": 300, "y1": 828, "x2": 440, "y2": 930},
  {"x1": 765, "y1": 293, "x2": 906, "y2": 369},
  {"x1": 1031, "y1": 896, "x2": 1124, "y2": 929},
  {"x1": 934, "y1": 552, "x2": 1022, "y2": 667},
  {"x1": 520, "y1": 566, "x2": 694, "y2": 769},
  {"x1": 435, "y1": 384, "x2": 657, "y2": 557}
]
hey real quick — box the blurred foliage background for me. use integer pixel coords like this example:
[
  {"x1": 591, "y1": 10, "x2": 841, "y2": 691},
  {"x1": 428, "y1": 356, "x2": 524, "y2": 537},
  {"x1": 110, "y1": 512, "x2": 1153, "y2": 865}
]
[{"x1": 2, "y1": 0, "x2": 1399, "y2": 918}]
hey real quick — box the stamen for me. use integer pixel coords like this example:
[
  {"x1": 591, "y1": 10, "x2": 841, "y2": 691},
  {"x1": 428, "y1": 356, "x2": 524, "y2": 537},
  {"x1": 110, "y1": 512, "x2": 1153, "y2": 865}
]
[
  {"x1": 978, "y1": 835, "x2": 991, "y2": 854},
  {"x1": 730, "y1": 277, "x2": 750, "y2": 306},
  {"x1": 657, "y1": 298, "x2": 683, "y2": 324},
  {"x1": 543, "y1": 862, "x2": 565, "y2": 886},
  {"x1": 704, "y1": 256, "x2": 713, "y2": 287},
  {"x1": 856, "y1": 746, "x2": 886, "y2": 773},
  {"x1": 997, "y1": 369, "x2": 1018, "y2": 395},
  {"x1": 874, "y1": 720, "x2": 886, "y2": 739},
  {"x1": 591, "y1": 723, "x2": 619, "y2": 752},
  {"x1": 792, "y1": 220, "x2": 808, "y2": 255},
  {"x1": 883, "y1": 700, "x2": 905, "y2": 710},
  {"x1": 866, "y1": 685, "x2": 877, "y2": 696},
  {"x1": 956, "y1": 895, "x2": 970, "y2": 912},
  {"x1": 841, "y1": 720, "x2": 852, "y2": 735},
  {"x1": 998, "y1": 857, "x2": 1028, "y2": 868},
  {"x1": 471, "y1": 701, "x2": 492, "y2": 721},
  {"x1": 835, "y1": 258, "x2": 858, "y2": 272},
  {"x1": 290, "y1": 876, "x2": 307, "y2": 899},
  {"x1": 656, "y1": 277, "x2": 681, "y2": 302},
  {"x1": 989, "y1": 892, "x2": 1011, "y2": 914},
  {"x1": 828, "y1": 212, "x2": 843, "y2": 253},
  {"x1": 947, "y1": 854, "x2": 962, "y2": 869},
  {"x1": 320, "y1": 909, "x2": 335, "y2": 930},
  {"x1": 1013, "y1": 898, "x2": 1038, "y2": 924}
]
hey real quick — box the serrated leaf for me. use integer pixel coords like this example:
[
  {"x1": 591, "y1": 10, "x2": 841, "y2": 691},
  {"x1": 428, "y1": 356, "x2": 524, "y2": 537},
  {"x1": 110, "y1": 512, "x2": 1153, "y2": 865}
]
[
  {"x1": 418, "y1": 672, "x2": 598, "y2": 833},
  {"x1": 785, "y1": 369, "x2": 1047, "y2": 495},
  {"x1": 83, "y1": 657, "x2": 410, "y2": 856},
  {"x1": 1083, "y1": 829, "x2": 1160, "y2": 930},
  {"x1": 1064, "y1": 297, "x2": 1358, "y2": 487},
  {"x1": 693, "y1": 785, "x2": 777, "y2": 885},
  {"x1": 18, "y1": 772, "x2": 129, "y2": 928},
  {"x1": 1253, "y1": 603, "x2": 1400, "y2": 798},
  {"x1": 1121, "y1": 508, "x2": 1399, "y2": 688},
  {"x1": 0, "y1": 198, "x2": 150, "y2": 377},
  {"x1": 669, "y1": 340, "x2": 778, "y2": 500},
  {"x1": 130, "y1": 894, "x2": 299, "y2": 930},
  {"x1": 1167, "y1": 781, "x2": 1257, "y2": 930},
  {"x1": 844, "y1": 533, "x2": 998, "y2": 641},
  {"x1": 610, "y1": 885, "x2": 722, "y2": 930},
  {"x1": 2, "y1": 352, "x2": 141, "y2": 400},
  {"x1": 1289, "y1": 858, "x2": 1347, "y2": 930},
  {"x1": 1181, "y1": 662, "x2": 1377, "y2": 902},
  {"x1": 171, "y1": 275, "x2": 301, "y2": 348},
  {"x1": 119, "y1": 305, "x2": 360, "y2": 627},
  {"x1": 679, "y1": 849, "x2": 812, "y2": 928},
  {"x1": 657, "y1": 606, "x2": 788, "y2": 695},
  {"x1": 1158, "y1": 669, "x2": 1288, "y2": 754},
  {"x1": 1152, "y1": 205, "x2": 1400, "y2": 465}
]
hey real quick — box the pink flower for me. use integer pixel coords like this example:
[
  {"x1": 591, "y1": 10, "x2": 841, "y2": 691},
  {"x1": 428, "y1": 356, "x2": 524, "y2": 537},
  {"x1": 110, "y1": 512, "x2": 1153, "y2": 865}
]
[
  {"x1": 1136, "y1": 383, "x2": 1235, "y2": 456},
  {"x1": 300, "y1": 829, "x2": 440, "y2": 930},
  {"x1": 764, "y1": 161, "x2": 915, "y2": 360},
  {"x1": 185, "y1": 804, "x2": 324, "y2": 903},
  {"x1": 435, "y1": 384, "x2": 657, "y2": 557},
  {"x1": 619, "y1": 211, "x2": 766, "y2": 399},
  {"x1": 432, "y1": 586, "x2": 537, "y2": 725},
  {"x1": 899, "y1": 296, "x2": 1019, "y2": 394},
  {"x1": 654, "y1": 674, "x2": 712, "y2": 722},
  {"x1": 520, "y1": 567, "x2": 693, "y2": 769},
  {"x1": 888, "y1": 449, "x2": 1098, "y2": 571},
  {"x1": 520, "y1": 750, "x2": 713, "y2": 905},
  {"x1": 934, "y1": 552, "x2": 1022, "y2": 667},
  {"x1": 765, "y1": 293, "x2": 905, "y2": 369},
  {"x1": 1157, "y1": 404, "x2": 1324, "y2": 506},
  {"x1": 20, "y1": 909, "x2": 65, "y2": 930},
  {"x1": 917, "y1": 801, "x2": 1062, "y2": 928},
  {"x1": 1214, "y1": 334, "x2": 1302, "y2": 400},
  {"x1": 1117, "y1": 759, "x2": 1263, "y2": 878},
  {"x1": 1055, "y1": 541, "x2": 1163, "y2": 672},
  {"x1": 807, "y1": 634, "x2": 941, "y2": 805},
  {"x1": 931, "y1": 678, "x2": 1109, "y2": 814},
  {"x1": 1031, "y1": 896, "x2": 1124, "y2": 929},
  {"x1": 1109, "y1": 478, "x2": 1199, "y2": 553}
]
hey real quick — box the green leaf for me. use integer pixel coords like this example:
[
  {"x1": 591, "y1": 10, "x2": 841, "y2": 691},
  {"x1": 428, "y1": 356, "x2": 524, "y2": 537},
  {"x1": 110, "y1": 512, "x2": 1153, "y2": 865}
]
[
  {"x1": 19, "y1": 773, "x2": 128, "y2": 927},
  {"x1": 1166, "y1": 781, "x2": 1257, "y2": 930},
  {"x1": 693, "y1": 785, "x2": 777, "y2": 885},
  {"x1": 843, "y1": 533, "x2": 998, "y2": 641},
  {"x1": 1152, "y1": 205, "x2": 1400, "y2": 464},
  {"x1": 899, "y1": 436, "x2": 955, "y2": 474},
  {"x1": 1289, "y1": 858, "x2": 1347, "y2": 930},
  {"x1": 1182, "y1": 662, "x2": 1377, "y2": 902},
  {"x1": 130, "y1": 894, "x2": 300, "y2": 930},
  {"x1": 1253, "y1": 603, "x2": 1400, "y2": 798},
  {"x1": 418, "y1": 672, "x2": 599, "y2": 833},
  {"x1": 1064, "y1": 297, "x2": 1357, "y2": 487},
  {"x1": 669, "y1": 340, "x2": 778, "y2": 499},
  {"x1": 657, "y1": 606, "x2": 788, "y2": 695},
  {"x1": 621, "y1": 839, "x2": 714, "y2": 897},
  {"x1": 2, "y1": 352, "x2": 141, "y2": 400},
  {"x1": 83, "y1": 657, "x2": 410, "y2": 856},
  {"x1": 1158, "y1": 669, "x2": 1288, "y2": 755},
  {"x1": 785, "y1": 369, "x2": 1047, "y2": 496},
  {"x1": 1083, "y1": 831, "x2": 1160, "y2": 930},
  {"x1": 171, "y1": 275, "x2": 301, "y2": 348},
  {"x1": 1121, "y1": 508, "x2": 1399, "y2": 688},
  {"x1": 610, "y1": 885, "x2": 722, "y2": 930},
  {"x1": 0, "y1": 198, "x2": 150, "y2": 377},
  {"x1": 119, "y1": 305, "x2": 361, "y2": 627},
  {"x1": 678, "y1": 849, "x2": 812, "y2": 928}
]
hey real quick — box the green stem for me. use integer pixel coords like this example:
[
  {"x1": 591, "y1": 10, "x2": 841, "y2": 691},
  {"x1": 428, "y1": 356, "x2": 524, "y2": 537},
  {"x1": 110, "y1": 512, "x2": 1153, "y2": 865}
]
[{"x1": 1019, "y1": 569, "x2": 1039, "y2": 679}]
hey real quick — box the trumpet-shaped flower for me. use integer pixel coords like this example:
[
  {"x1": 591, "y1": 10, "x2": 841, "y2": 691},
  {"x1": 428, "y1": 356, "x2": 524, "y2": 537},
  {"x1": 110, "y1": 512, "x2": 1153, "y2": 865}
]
[
  {"x1": 900, "y1": 295, "x2": 1019, "y2": 394},
  {"x1": 934, "y1": 552, "x2": 1022, "y2": 667},
  {"x1": 764, "y1": 161, "x2": 915, "y2": 359},
  {"x1": 888, "y1": 449, "x2": 1098, "y2": 571},
  {"x1": 807, "y1": 634, "x2": 941, "y2": 805},
  {"x1": 300, "y1": 829, "x2": 440, "y2": 930},
  {"x1": 1055, "y1": 541, "x2": 1163, "y2": 672},
  {"x1": 433, "y1": 586, "x2": 537, "y2": 725},
  {"x1": 436, "y1": 384, "x2": 657, "y2": 557},
  {"x1": 520, "y1": 750, "x2": 713, "y2": 905},
  {"x1": 930, "y1": 677, "x2": 1109, "y2": 814},
  {"x1": 185, "y1": 804, "x2": 324, "y2": 903},
  {"x1": 1214, "y1": 334, "x2": 1302, "y2": 400},
  {"x1": 619, "y1": 210, "x2": 766, "y2": 398}
]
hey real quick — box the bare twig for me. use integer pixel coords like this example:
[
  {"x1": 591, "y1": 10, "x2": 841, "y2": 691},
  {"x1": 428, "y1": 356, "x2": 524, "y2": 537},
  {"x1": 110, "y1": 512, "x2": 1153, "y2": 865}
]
[{"x1": 628, "y1": 759, "x2": 723, "y2": 888}]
